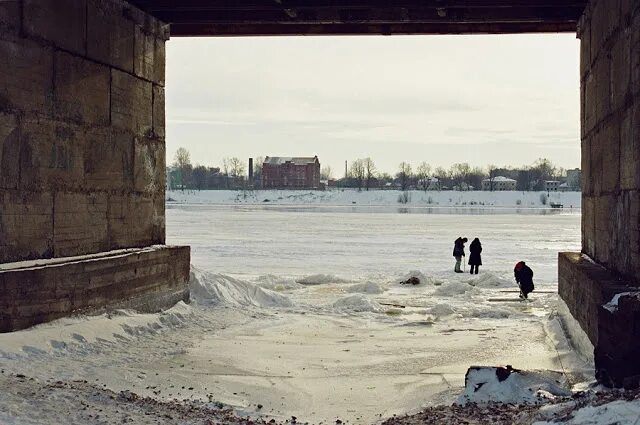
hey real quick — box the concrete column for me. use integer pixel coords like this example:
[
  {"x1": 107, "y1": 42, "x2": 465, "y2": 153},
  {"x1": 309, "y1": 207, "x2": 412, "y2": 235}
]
[
  {"x1": 559, "y1": 0, "x2": 640, "y2": 388},
  {"x1": 0, "y1": 0, "x2": 189, "y2": 332}
]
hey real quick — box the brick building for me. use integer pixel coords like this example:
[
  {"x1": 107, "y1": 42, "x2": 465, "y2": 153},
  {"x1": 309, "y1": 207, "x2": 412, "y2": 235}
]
[{"x1": 262, "y1": 156, "x2": 321, "y2": 189}]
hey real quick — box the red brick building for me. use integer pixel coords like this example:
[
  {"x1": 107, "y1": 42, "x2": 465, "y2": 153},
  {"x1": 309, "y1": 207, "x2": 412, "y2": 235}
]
[{"x1": 262, "y1": 156, "x2": 321, "y2": 189}]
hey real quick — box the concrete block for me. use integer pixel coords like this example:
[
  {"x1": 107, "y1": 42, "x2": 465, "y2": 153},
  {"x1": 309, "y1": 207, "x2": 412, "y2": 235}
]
[
  {"x1": 19, "y1": 118, "x2": 84, "y2": 191},
  {"x1": 126, "y1": 5, "x2": 170, "y2": 41},
  {"x1": 595, "y1": 194, "x2": 616, "y2": 266},
  {"x1": 0, "y1": 245, "x2": 190, "y2": 332},
  {"x1": 582, "y1": 135, "x2": 592, "y2": 195},
  {"x1": 84, "y1": 128, "x2": 134, "y2": 191},
  {"x1": 580, "y1": 19, "x2": 591, "y2": 80},
  {"x1": 591, "y1": 128, "x2": 604, "y2": 195},
  {"x1": 582, "y1": 195, "x2": 596, "y2": 257},
  {"x1": 152, "y1": 85, "x2": 165, "y2": 139},
  {"x1": 154, "y1": 38, "x2": 166, "y2": 86},
  {"x1": 54, "y1": 51, "x2": 110, "y2": 125},
  {"x1": 23, "y1": 0, "x2": 87, "y2": 55},
  {"x1": 0, "y1": 190, "x2": 54, "y2": 263},
  {"x1": 0, "y1": 0, "x2": 20, "y2": 31},
  {"x1": 87, "y1": 0, "x2": 135, "y2": 72},
  {"x1": 54, "y1": 192, "x2": 108, "y2": 257},
  {"x1": 601, "y1": 120, "x2": 620, "y2": 193},
  {"x1": 0, "y1": 38, "x2": 53, "y2": 115},
  {"x1": 590, "y1": 0, "x2": 619, "y2": 61},
  {"x1": 108, "y1": 193, "x2": 164, "y2": 249},
  {"x1": 620, "y1": 102, "x2": 640, "y2": 190},
  {"x1": 594, "y1": 53, "x2": 611, "y2": 123},
  {"x1": 584, "y1": 71, "x2": 597, "y2": 134},
  {"x1": 631, "y1": 13, "x2": 640, "y2": 97},
  {"x1": 134, "y1": 136, "x2": 165, "y2": 194},
  {"x1": 611, "y1": 31, "x2": 631, "y2": 111},
  {"x1": 0, "y1": 112, "x2": 19, "y2": 189},
  {"x1": 111, "y1": 69, "x2": 153, "y2": 136},
  {"x1": 134, "y1": 26, "x2": 154, "y2": 82}
]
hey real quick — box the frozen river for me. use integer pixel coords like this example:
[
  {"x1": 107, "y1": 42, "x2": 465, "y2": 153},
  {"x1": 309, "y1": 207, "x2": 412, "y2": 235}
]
[{"x1": 0, "y1": 205, "x2": 587, "y2": 424}]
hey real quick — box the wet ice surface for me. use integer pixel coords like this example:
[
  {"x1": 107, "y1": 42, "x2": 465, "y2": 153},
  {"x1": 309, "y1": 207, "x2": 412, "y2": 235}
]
[{"x1": 0, "y1": 206, "x2": 586, "y2": 424}]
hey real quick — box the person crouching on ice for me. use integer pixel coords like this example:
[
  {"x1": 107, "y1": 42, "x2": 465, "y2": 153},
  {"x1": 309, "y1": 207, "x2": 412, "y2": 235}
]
[
  {"x1": 468, "y1": 238, "x2": 482, "y2": 274},
  {"x1": 514, "y1": 261, "x2": 534, "y2": 299},
  {"x1": 453, "y1": 237, "x2": 468, "y2": 273}
]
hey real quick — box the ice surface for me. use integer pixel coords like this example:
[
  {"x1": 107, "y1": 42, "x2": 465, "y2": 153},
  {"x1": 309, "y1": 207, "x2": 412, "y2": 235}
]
[{"x1": 0, "y1": 204, "x2": 586, "y2": 424}]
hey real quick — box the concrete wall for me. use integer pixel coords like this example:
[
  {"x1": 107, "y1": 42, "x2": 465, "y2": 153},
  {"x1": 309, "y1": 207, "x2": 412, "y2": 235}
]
[
  {"x1": 0, "y1": 245, "x2": 190, "y2": 332},
  {"x1": 561, "y1": 0, "x2": 640, "y2": 387},
  {"x1": 580, "y1": 0, "x2": 640, "y2": 280},
  {"x1": 0, "y1": 0, "x2": 168, "y2": 263}
]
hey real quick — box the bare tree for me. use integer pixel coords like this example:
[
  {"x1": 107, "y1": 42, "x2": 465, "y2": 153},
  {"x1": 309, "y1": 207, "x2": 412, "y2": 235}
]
[
  {"x1": 349, "y1": 159, "x2": 365, "y2": 191},
  {"x1": 416, "y1": 162, "x2": 432, "y2": 192},
  {"x1": 450, "y1": 163, "x2": 471, "y2": 191},
  {"x1": 396, "y1": 162, "x2": 413, "y2": 191},
  {"x1": 434, "y1": 166, "x2": 447, "y2": 190},
  {"x1": 173, "y1": 147, "x2": 192, "y2": 192},
  {"x1": 363, "y1": 157, "x2": 377, "y2": 191},
  {"x1": 227, "y1": 157, "x2": 246, "y2": 178},
  {"x1": 321, "y1": 165, "x2": 333, "y2": 180}
]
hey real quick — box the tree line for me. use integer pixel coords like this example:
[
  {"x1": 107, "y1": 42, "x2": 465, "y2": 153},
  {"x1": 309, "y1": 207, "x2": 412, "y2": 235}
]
[
  {"x1": 169, "y1": 147, "x2": 575, "y2": 192},
  {"x1": 336, "y1": 158, "x2": 571, "y2": 191}
]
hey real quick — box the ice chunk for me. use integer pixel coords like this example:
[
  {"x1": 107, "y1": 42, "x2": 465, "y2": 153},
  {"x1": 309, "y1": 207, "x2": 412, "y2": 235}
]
[
  {"x1": 331, "y1": 294, "x2": 382, "y2": 313},
  {"x1": 347, "y1": 281, "x2": 385, "y2": 294},
  {"x1": 296, "y1": 274, "x2": 350, "y2": 285}
]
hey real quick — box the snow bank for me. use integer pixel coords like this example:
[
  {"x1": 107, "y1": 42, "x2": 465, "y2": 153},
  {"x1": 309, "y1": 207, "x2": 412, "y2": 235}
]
[
  {"x1": 468, "y1": 272, "x2": 513, "y2": 288},
  {"x1": 331, "y1": 294, "x2": 382, "y2": 313},
  {"x1": 296, "y1": 274, "x2": 350, "y2": 285},
  {"x1": 434, "y1": 281, "x2": 477, "y2": 296},
  {"x1": 347, "y1": 281, "x2": 385, "y2": 294},
  {"x1": 425, "y1": 303, "x2": 457, "y2": 318},
  {"x1": 457, "y1": 367, "x2": 571, "y2": 405},
  {"x1": 190, "y1": 268, "x2": 293, "y2": 308},
  {"x1": 166, "y1": 189, "x2": 582, "y2": 209},
  {"x1": 533, "y1": 399, "x2": 640, "y2": 425},
  {"x1": 254, "y1": 274, "x2": 301, "y2": 291},
  {"x1": 0, "y1": 302, "x2": 194, "y2": 357}
]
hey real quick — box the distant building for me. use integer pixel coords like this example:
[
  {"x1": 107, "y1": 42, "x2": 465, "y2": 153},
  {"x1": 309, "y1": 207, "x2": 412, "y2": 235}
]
[
  {"x1": 481, "y1": 176, "x2": 516, "y2": 191},
  {"x1": 545, "y1": 180, "x2": 560, "y2": 192},
  {"x1": 262, "y1": 156, "x2": 321, "y2": 189}
]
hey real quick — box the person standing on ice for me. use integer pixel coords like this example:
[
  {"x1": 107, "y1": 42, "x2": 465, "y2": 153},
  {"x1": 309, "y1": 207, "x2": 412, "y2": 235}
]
[
  {"x1": 452, "y1": 237, "x2": 468, "y2": 273},
  {"x1": 468, "y1": 238, "x2": 482, "y2": 274},
  {"x1": 514, "y1": 261, "x2": 534, "y2": 299}
]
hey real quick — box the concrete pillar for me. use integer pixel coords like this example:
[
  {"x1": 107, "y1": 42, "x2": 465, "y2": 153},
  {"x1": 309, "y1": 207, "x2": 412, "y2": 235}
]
[
  {"x1": 0, "y1": 0, "x2": 189, "y2": 331},
  {"x1": 559, "y1": 0, "x2": 640, "y2": 388}
]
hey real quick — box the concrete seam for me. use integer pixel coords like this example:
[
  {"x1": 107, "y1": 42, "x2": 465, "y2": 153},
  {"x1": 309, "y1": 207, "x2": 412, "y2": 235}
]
[
  {"x1": 84, "y1": 0, "x2": 88, "y2": 56},
  {"x1": 51, "y1": 190, "x2": 56, "y2": 258}
]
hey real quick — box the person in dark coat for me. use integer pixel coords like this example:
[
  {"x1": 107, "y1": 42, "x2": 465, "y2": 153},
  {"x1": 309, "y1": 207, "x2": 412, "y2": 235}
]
[
  {"x1": 452, "y1": 237, "x2": 468, "y2": 273},
  {"x1": 514, "y1": 261, "x2": 534, "y2": 299},
  {"x1": 468, "y1": 238, "x2": 482, "y2": 274}
]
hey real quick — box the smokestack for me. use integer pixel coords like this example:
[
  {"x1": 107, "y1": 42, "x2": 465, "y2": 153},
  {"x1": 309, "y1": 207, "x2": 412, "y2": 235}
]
[
  {"x1": 345, "y1": 160, "x2": 347, "y2": 178},
  {"x1": 249, "y1": 158, "x2": 253, "y2": 182}
]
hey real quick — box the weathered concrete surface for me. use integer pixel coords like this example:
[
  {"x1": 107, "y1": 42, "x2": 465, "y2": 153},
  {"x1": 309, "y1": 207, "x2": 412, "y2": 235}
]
[
  {"x1": 0, "y1": 245, "x2": 190, "y2": 333},
  {"x1": 597, "y1": 293, "x2": 640, "y2": 388},
  {"x1": 0, "y1": 0, "x2": 168, "y2": 263},
  {"x1": 559, "y1": 0, "x2": 640, "y2": 388},
  {"x1": 558, "y1": 252, "x2": 632, "y2": 347},
  {"x1": 0, "y1": 0, "x2": 187, "y2": 331}
]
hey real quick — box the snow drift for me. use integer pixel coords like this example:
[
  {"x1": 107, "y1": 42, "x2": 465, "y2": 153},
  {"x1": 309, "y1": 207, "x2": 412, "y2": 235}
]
[
  {"x1": 190, "y1": 268, "x2": 293, "y2": 308},
  {"x1": 296, "y1": 274, "x2": 350, "y2": 285}
]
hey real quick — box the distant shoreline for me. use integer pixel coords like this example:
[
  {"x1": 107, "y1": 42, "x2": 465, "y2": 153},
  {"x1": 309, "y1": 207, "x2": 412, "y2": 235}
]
[{"x1": 166, "y1": 189, "x2": 582, "y2": 210}]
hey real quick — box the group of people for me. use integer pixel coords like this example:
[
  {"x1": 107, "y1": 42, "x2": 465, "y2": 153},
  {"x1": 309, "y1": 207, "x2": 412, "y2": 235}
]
[{"x1": 452, "y1": 237, "x2": 535, "y2": 299}]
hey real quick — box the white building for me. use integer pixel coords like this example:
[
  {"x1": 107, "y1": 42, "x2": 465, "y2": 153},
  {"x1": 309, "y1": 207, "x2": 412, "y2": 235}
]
[
  {"x1": 545, "y1": 180, "x2": 560, "y2": 192},
  {"x1": 481, "y1": 176, "x2": 516, "y2": 191}
]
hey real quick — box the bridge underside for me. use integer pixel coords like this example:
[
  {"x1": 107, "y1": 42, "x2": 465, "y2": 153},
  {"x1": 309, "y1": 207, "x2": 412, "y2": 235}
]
[
  {"x1": 1, "y1": 0, "x2": 639, "y2": 388},
  {"x1": 128, "y1": 0, "x2": 587, "y2": 36}
]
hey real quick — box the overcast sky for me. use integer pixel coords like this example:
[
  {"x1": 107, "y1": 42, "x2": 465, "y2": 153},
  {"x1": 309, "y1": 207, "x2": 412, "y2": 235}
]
[{"x1": 166, "y1": 34, "x2": 580, "y2": 176}]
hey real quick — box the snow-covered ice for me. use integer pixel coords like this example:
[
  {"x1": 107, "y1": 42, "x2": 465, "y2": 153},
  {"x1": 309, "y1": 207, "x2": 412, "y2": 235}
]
[{"x1": 0, "y1": 201, "x2": 591, "y2": 424}]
